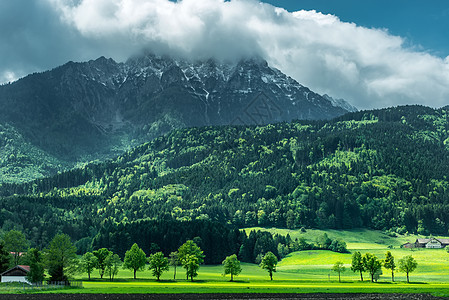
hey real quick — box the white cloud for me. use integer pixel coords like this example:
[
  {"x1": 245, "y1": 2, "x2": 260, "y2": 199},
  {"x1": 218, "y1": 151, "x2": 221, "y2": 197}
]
[{"x1": 2, "y1": 0, "x2": 449, "y2": 109}]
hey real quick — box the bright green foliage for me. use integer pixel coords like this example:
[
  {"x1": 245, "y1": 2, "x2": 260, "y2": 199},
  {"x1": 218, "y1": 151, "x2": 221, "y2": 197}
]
[
  {"x1": 148, "y1": 252, "x2": 169, "y2": 281},
  {"x1": 3, "y1": 230, "x2": 27, "y2": 265},
  {"x1": 222, "y1": 254, "x2": 242, "y2": 281},
  {"x1": 384, "y1": 251, "x2": 396, "y2": 282},
  {"x1": 123, "y1": 243, "x2": 147, "y2": 279},
  {"x1": 93, "y1": 248, "x2": 112, "y2": 279},
  {"x1": 260, "y1": 251, "x2": 278, "y2": 281},
  {"x1": 0, "y1": 241, "x2": 10, "y2": 273},
  {"x1": 399, "y1": 255, "x2": 418, "y2": 283},
  {"x1": 363, "y1": 253, "x2": 382, "y2": 282},
  {"x1": 105, "y1": 253, "x2": 121, "y2": 281},
  {"x1": 332, "y1": 261, "x2": 346, "y2": 282},
  {"x1": 25, "y1": 248, "x2": 45, "y2": 284},
  {"x1": 178, "y1": 240, "x2": 205, "y2": 280},
  {"x1": 80, "y1": 252, "x2": 98, "y2": 280},
  {"x1": 46, "y1": 234, "x2": 77, "y2": 282},
  {"x1": 350, "y1": 251, "x2": 365, "y2": 281},
  {"x1": 182, "y1": 254, "x2": 200, "y2": 281}
]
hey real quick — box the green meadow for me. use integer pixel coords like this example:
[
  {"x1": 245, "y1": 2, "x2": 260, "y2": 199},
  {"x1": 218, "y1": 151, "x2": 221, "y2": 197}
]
[{"x1": 4, "y1": 228, "x2": 449, "y2": 296}]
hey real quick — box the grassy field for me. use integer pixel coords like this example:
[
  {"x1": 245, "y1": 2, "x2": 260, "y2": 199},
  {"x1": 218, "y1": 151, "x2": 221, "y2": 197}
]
[
  {"x1": 244, "y1": 227, "x2": 428, "y2": 249},
  {"x1": 31, "y1": 263, "x2": 449, "y2": 297},
  {"x1": 3, "y1": 228, "x2": 449, "y2": 296}
]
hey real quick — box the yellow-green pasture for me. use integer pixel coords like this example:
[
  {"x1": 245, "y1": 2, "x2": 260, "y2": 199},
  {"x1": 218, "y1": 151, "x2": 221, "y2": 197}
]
[
  {"x1": 244, "y1": 227, "x2": 432, "y2": 249},
  {"x1": 4, "y1": 228, "x2": 449, "y2": 296},
  {"x1": 33, "y1": 263, "x2": 449, "y2": 296},
  {"x1": 278, "y1": 248, "x2": 449, "y2": 283}
]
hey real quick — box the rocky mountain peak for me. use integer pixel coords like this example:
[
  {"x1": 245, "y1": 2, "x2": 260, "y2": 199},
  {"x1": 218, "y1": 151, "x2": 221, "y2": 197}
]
[{"x1": 0, "y1": 52, "x2": 357, "y2": 176}]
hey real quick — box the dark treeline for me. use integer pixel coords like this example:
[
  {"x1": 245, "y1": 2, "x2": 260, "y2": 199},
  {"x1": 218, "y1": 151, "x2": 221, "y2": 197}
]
[
  {"x1": 1, "y1": 105, "x2": 449, "y2": 250},
  {"x1": 91, "y1": 218, "x2": 244, "y2": 264},
  {"x1": 90, "y1": 218, "x2": 346, "y2": 264}
]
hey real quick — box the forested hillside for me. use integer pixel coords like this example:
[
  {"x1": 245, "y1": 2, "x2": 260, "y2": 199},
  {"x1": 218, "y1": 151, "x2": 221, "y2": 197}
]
[
  {"x1": 0, "y1": 123, "x2": 68, "y2": 183},
  {"x1": 1, "y1": 105, "x2": 449, "y2": 252}
]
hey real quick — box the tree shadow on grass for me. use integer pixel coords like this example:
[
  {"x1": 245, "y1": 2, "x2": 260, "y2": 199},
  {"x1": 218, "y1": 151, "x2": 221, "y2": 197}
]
[
  {"x1": 225, "y1": 280, "x2": 250, "y2": 283},
  {"x1": 406, "y1": 281, "x2": 428, "y2": 285}
]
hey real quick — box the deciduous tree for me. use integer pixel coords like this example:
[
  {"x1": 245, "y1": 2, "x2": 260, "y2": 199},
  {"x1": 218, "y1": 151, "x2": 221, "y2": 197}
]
[
  {"x1": 0, "y1": 242, "x2": 10, "y2": 273},
  {"x1": 3, "y1": 230, "x2": 27, "y2": 265},
  {"x1": 222, "y1": 254, "x2": 242, "y2": 282},
  {"x1": 105, "y1": 253, "x2": 121, "y2": 281},
  {"x1": 183, "y1": 254, "x2": 200, "y2": 281},
  {"x1": 169, "y1": 251, "x2": 179, "y2": 280},
  {"x1": 350, "y1": 251, "x2": 365, "y2": 281},
  {"x1": 332, "y1": 261, "x2": 346, "y2": 282},
  {"x1": 123, "y1": 243, "x2": 147, "y2": 279},
  {"x1": 363, "y1": 253, "x2": 382, "y2": 282},
  {"x1": 46, "y1": 234, "x2": 77, "y2": 282},
  {"x1": 148, "y1": 252, "x2": 169, "y2": 281},
  {"x1": 260, "y1": 251, "x2": 277, "y2": 280},
  {"x1": 93, "y1": 248, "x2": 112, "y2": 279},
  {"x1": 398, "y1": 255, "x2": 417, "y2": 283},
  {"x1": 80, "y1": 252, "x2": 98, "y2": 281},
  {"x1": 178, "y1": 240, "x2": 204, "y2": 280},
  {"x1": 384, "y1": 251, "x2": 396, "y2": 282},
  {"x1": 25, "y1": 248, "x2": 45, "y2": 284}
]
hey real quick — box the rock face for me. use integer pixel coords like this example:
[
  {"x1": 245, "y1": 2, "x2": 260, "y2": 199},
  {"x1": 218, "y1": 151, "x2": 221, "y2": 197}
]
[{"x1": 0, "y1": 53, "x2": 355, "y2": 175}]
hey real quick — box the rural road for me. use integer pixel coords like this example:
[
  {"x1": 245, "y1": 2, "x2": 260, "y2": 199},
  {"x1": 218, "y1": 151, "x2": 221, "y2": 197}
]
[{"x1": 0, "y1": 294, "x2": 446, "y2": 300}]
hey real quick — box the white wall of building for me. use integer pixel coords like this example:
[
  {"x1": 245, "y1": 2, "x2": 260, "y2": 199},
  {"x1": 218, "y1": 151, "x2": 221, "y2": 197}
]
[{"x1": 1, "y1": 276, "x2": 30, "y2": 284}]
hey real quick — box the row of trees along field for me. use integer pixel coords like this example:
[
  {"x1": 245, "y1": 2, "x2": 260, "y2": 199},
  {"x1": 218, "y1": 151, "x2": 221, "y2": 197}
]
[
  {"x1": 1, "y1": 106, "x2": 449, "y2": 248},
  {"x1": 332, "y1": 251, "x2": 418, "y2": 283},
  {"x1": 0, "y1": 226, "x2": 347, "y2": 273},
  {"x1": 0, "y1": 231, "x2": 279, "y2": 283},
  {"x1": 1, "y1": 230, "x2": 421, "y2": 284}
]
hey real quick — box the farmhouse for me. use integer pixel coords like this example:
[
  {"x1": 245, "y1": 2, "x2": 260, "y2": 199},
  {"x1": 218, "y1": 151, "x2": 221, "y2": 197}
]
[
  {"x1": 415, "y1": 238, "x2": 449, "y2": 248},
  {"x1": 0, "y1": 265, "x2": 30, "y2": 284},
  {"x1": 402, "y1": 242, "x2": 414, "y2": 248}
]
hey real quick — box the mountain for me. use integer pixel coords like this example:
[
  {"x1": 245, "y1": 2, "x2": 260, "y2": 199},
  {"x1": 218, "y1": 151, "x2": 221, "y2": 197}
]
[
  {"x1": 2, "y1": 105, "x2": 449, "y2": 249},
  {"x1": 323, "y1": 94, "x2": 357, "y2": 113},
  {"x1": 0, "y1": 53, "x2": 354, "y2": 182}
]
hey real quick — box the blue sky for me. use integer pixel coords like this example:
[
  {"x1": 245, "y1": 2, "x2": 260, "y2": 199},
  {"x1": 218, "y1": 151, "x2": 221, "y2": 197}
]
[
  {"x1": 262, "y1": 0, "x2": 449, "y2": 57},
  {"x1": 0, "y1": 0, "x2": 448, "y2": 109}
]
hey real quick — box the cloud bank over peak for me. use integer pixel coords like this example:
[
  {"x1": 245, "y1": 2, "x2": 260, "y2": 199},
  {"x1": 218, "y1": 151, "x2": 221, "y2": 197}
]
[{"x1": 1, "y1": 0, "x2": 449, "y2": 110}]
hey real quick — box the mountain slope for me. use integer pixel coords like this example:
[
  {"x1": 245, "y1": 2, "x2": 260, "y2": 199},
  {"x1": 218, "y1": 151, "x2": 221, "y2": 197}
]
[
  {"x1": 2, "y1": 105, "x2": 449, "y2": 248},
  {"x1": 0, "y1": 123, "x2": 67, "y2": 183},
  {"x1": 0, "y1": 53, "x2": 353, "y2": 182}
]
